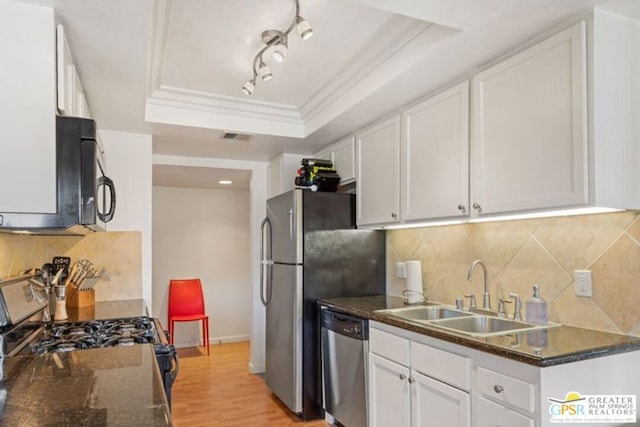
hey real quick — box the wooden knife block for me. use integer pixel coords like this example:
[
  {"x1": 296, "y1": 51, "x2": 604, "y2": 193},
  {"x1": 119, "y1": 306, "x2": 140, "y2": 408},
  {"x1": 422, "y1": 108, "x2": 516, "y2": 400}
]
[{"x1": 66, "y1": 285, "x2": 95, "y2": 308}]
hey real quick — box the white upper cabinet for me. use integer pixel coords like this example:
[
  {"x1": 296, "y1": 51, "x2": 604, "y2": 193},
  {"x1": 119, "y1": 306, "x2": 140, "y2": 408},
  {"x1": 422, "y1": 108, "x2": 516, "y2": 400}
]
[
  {"x1": 591, "y1": 8, "x2": 640, "y2": 209},
  {"x1": 57, "y1": 25, "x2": 91, "y2": 119},
  {"x1": 471, "y1": 22, "x2": 587, "y2": 216},
  {"x1": 402, "y1": 81, "x2": 470, "y2": 221},
  {"x1": 312, "y1": 136, "x2": 356, "y2": 185},
  {"x1": 331, "y1": 136, "x2": 356, "y2": 185},
  {"x1": 356, "y1": 115, "x2": 401, "y2": 226},
  {"x1": 267, "y1": 154, "x2": 302, "y2": 198},
  {"x1": 312, "y1": 148, "x2": 331, "y2": 161},
  {"x1": 0, "y1": 2, "x2": 57, "y2": 214}
]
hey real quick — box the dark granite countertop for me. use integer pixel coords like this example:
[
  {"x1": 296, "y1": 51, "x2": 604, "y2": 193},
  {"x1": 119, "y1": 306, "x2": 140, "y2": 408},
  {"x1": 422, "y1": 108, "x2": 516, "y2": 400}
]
[
  {"x1": 0, "y1": 345, "x2": 171, "y2": 426},
  {"x1": 1, "y1": 299, "x2": 171, "y2": 426},
  {"x1": 318, "y1": 295, "x2": 640, "y2": 367}
]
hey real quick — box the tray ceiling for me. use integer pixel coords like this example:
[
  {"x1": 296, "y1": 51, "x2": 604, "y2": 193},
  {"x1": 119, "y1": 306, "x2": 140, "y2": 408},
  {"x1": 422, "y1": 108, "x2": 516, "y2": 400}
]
[{"x1": 145, "y1": 0, "x2": 457, "y2": 138}]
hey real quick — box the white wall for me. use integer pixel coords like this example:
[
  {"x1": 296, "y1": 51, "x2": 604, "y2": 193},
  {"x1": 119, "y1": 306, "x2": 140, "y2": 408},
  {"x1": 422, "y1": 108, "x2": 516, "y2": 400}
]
[
  {"x1": 152, "y1": 155, "x2": 267, "y2": 371},
  {"x1": 152, "y1": 186, "x2": 251, "y2": 345},
  {"x1": 100, "y1": 130, "x2": 153, "y2": 306},
  {"x1": 248, "y1": 162, "x2": 268, "y2": 373}
]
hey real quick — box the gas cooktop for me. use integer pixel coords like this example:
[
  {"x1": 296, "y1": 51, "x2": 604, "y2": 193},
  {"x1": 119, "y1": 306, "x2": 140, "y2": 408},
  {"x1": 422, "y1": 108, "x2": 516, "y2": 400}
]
[{"x1": 27, "y1": 317, "x2": 160, "y2": 354}]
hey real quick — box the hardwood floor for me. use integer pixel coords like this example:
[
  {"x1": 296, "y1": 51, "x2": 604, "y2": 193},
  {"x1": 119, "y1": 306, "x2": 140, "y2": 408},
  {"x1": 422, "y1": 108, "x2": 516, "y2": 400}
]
[{"x1": 172, "y1": 341, "x2": 330, "y2": 427}]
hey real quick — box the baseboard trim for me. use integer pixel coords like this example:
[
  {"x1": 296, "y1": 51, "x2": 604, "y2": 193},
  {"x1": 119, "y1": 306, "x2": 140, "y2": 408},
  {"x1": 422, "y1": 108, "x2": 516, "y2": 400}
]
[
  {"x1": 209, "y1": 335, "x2": 249, "y2": 345},
  {"x1": 173, "y1": 335, "x2": 249, "y2": 348},
  {"x1": 249, "y1": 361, "x2": 265, "y2": 374}
]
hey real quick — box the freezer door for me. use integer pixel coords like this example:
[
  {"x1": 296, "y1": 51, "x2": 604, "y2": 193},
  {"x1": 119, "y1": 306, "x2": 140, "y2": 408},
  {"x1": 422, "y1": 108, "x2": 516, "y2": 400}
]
[
  {"x1": 265, "y1": 263, "x2": 303, "y2": 413},
  {"x1": 267, "y1": 190, "x2": 303, "y2": 264}
]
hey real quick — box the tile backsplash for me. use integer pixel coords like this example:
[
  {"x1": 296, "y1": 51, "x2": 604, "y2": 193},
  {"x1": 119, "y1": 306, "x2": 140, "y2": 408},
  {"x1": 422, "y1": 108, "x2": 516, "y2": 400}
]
[
  {"x1": 0, "y1": 232, "x2": 142, "y2": 301},
  {"x1": 387, "y1": 211, "x2": 640, "y2": 336}
]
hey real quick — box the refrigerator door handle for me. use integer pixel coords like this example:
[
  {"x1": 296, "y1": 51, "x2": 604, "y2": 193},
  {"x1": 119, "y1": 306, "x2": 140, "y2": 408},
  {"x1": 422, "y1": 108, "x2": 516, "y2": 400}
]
[
  {"x1": 260, "y1": 217, "x2": 273, "y2": 306},
  {"x1": 287, "y1": 208, "x2": 294, "y2": 240}
]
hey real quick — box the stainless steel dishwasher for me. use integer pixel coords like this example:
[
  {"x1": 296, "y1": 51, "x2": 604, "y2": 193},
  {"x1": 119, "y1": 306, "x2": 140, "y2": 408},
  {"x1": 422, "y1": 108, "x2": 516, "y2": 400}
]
[{"x1": 321, "y1": 307, "x2": 368, "y2": 427}]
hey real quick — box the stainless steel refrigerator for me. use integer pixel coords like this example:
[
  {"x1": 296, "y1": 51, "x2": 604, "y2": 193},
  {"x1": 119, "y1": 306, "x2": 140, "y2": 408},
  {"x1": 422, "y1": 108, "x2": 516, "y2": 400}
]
[{"x1": 260, "y1": 189, "x2": 385, "y2": 420}]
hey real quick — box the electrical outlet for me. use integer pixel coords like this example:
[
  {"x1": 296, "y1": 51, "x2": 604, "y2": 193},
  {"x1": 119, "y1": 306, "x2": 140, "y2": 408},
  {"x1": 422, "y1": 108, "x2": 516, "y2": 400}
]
[
  {"x1": 396, "y1": 262, "x2": 407, "y2": 279},
  {"x1": 575, "y1": 270, "x2": 593, "y2": 297}
]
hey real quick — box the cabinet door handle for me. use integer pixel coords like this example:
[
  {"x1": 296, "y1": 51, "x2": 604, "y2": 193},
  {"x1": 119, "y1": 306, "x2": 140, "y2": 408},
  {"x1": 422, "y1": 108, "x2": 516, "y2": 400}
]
[
  {"x1": 472, "y1": 202, "x2": 482, "y2": 212},
  {"x1": 408, "y1": 377, "x2": 415, "y2": 384},
  {"x1": 494, "y1": 385, "x2": 504, "y2": 393},
  {"x1": 399, "y1": 374, "x2": 407, "y2": 380},
  {"x1": 391, "y1": 213, "x2": 398, "y2": 219},
  {"x1": 457, "y1": 204, "x2": 466, "y2": 214}
]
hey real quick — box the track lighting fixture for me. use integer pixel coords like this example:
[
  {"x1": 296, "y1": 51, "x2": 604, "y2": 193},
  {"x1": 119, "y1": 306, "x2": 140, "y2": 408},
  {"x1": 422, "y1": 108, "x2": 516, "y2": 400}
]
[{"x1": 241, "y1": 0, "x2": 313, "y2": 95}]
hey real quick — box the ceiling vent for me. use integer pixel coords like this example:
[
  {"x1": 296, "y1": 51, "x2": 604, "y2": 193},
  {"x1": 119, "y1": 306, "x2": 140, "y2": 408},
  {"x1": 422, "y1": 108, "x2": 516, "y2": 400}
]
[{"x1": 221, "y1": 131, "x2": 252, "y2": 141}]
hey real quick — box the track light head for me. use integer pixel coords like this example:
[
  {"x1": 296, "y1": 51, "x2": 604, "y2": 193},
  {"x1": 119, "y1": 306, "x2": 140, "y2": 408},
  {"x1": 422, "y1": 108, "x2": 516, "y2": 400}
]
[
  {"x1": 241, "y1": 78, "x2": 256, "y2": 95},
  {"x1": 272, "y1": 38, "x2": 288, "y2": 62},
  {"x1": 259, "y1": 60, "x2": 272, "y2": 81},
  {"x1": 296, "y1": 16, "x2": 313, "y2": 40}
]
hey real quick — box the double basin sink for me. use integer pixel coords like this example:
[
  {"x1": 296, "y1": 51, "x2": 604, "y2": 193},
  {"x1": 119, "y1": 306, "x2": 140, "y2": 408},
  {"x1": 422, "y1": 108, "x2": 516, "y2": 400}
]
[{"x1": 376, "y1": 304, "x2": 557, "y2": 338}]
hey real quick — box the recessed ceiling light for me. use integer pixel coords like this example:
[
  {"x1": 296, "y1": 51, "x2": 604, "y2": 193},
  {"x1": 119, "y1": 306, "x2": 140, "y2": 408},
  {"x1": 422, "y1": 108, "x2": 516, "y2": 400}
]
[{"x1": 218, "y1": 180, "x2": 233, "y2": 185}]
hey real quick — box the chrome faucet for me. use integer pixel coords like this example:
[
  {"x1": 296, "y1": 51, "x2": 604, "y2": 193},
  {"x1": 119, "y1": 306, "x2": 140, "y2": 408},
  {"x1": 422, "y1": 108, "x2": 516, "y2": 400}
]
[{"x1": 466, "y1": 260, "x2": 491, "y2": 310}]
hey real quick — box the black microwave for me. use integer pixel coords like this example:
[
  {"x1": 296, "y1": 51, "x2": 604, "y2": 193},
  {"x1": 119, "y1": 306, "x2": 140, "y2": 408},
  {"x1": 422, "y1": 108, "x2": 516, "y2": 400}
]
[{"x1": 0, "y1": 116, "x2": 116, "y2": 235}]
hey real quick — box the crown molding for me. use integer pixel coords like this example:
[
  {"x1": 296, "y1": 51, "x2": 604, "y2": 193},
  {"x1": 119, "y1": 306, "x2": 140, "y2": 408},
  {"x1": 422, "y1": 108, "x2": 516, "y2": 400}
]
[
  {"x1": 299, "y1": 19, "x2": 458, "y2": 135},
  {"x1": 146, "y1": 0, "x2": 172, "y2": 96},
  {"x1": 153, "y1": 154, "x2": 265, "y2": 171},
  {"x1": 146, "y1": 86, "x2": 305, "y2": 137}
]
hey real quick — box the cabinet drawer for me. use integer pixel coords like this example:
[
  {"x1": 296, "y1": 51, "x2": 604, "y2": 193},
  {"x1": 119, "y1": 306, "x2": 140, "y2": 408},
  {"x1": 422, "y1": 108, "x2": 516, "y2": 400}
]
[
  {"x1": 477, "y1": 367, "x2": 535, "y2": 413},
  {"x1": 370, "y1": 327, "x2": 410, "y2": 366},
  {"x1": 476, "y1": 395, "x2": 534, "y2": 427},
  {"x1": 411, "y1": 341, "x2": 470, "y2": 390}
]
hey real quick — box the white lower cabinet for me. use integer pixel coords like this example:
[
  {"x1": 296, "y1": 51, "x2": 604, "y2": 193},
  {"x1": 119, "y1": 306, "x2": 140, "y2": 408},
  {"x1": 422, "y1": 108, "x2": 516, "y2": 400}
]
[
  {"x1": 412, "y1": 370, "x2": 470, "y2": 427},
  {"x1": 369, "y1": 326, "x2": 470, "y2": 427},
  {"x1": 476, "y1": 395, "x2": 534, "y2": 427},
  {"x1": 370, "y1": 321, "x2": 640, "y2": 427},
  {"x1": 476, "y1": 367, "x2": 534, "y2": 413},
  {"x1": 369, "y1": 353, "x2": 411, "y2": 427}
]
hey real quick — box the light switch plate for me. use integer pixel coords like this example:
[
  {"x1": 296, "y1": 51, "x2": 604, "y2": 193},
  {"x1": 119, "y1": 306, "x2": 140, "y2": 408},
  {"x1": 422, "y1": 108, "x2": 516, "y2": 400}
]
[
  {"x1": 396, "y1": 263, "x2": 407, "y2": 279},
  {"x1": 575, "y1": 270, "x2": 592, "y2": 297}
]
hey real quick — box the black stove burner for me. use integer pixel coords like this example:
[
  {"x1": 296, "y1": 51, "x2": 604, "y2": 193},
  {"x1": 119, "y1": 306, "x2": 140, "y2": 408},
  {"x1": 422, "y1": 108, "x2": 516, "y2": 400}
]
[
  {"x1": 29, "y1": 317, "x2": 161, "y2": 355},
  {"x1": 117, "y1": 323, "x2": 136, "y2": 332},
  {"x1": 55, "y1": 342, "x2": 77, "y2": 352}
]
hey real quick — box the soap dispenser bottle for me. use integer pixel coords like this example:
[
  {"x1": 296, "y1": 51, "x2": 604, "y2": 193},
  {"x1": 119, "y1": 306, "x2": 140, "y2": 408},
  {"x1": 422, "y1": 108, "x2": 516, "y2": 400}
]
[{"x1": 525, "y1": 284, "x2": 547, "y2": 325}]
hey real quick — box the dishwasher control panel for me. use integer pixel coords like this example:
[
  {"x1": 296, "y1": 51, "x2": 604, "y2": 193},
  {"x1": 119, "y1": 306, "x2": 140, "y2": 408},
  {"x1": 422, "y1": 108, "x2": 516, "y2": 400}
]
[{"x1": 320, "y1": 308, "x2": 368, "y2": 340}]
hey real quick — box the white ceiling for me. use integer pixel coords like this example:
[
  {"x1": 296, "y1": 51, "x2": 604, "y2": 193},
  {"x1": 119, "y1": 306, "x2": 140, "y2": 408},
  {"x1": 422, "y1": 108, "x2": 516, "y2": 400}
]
[
  {"x1": 152, "y1": 164, "x2": 251, "y2": 190},
  {"x1": 162, "y1": 0, "x2": 398, "y2": 105},
  {"x1": 40, "y1": 0, "x2": 640, "y2": 188}
]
